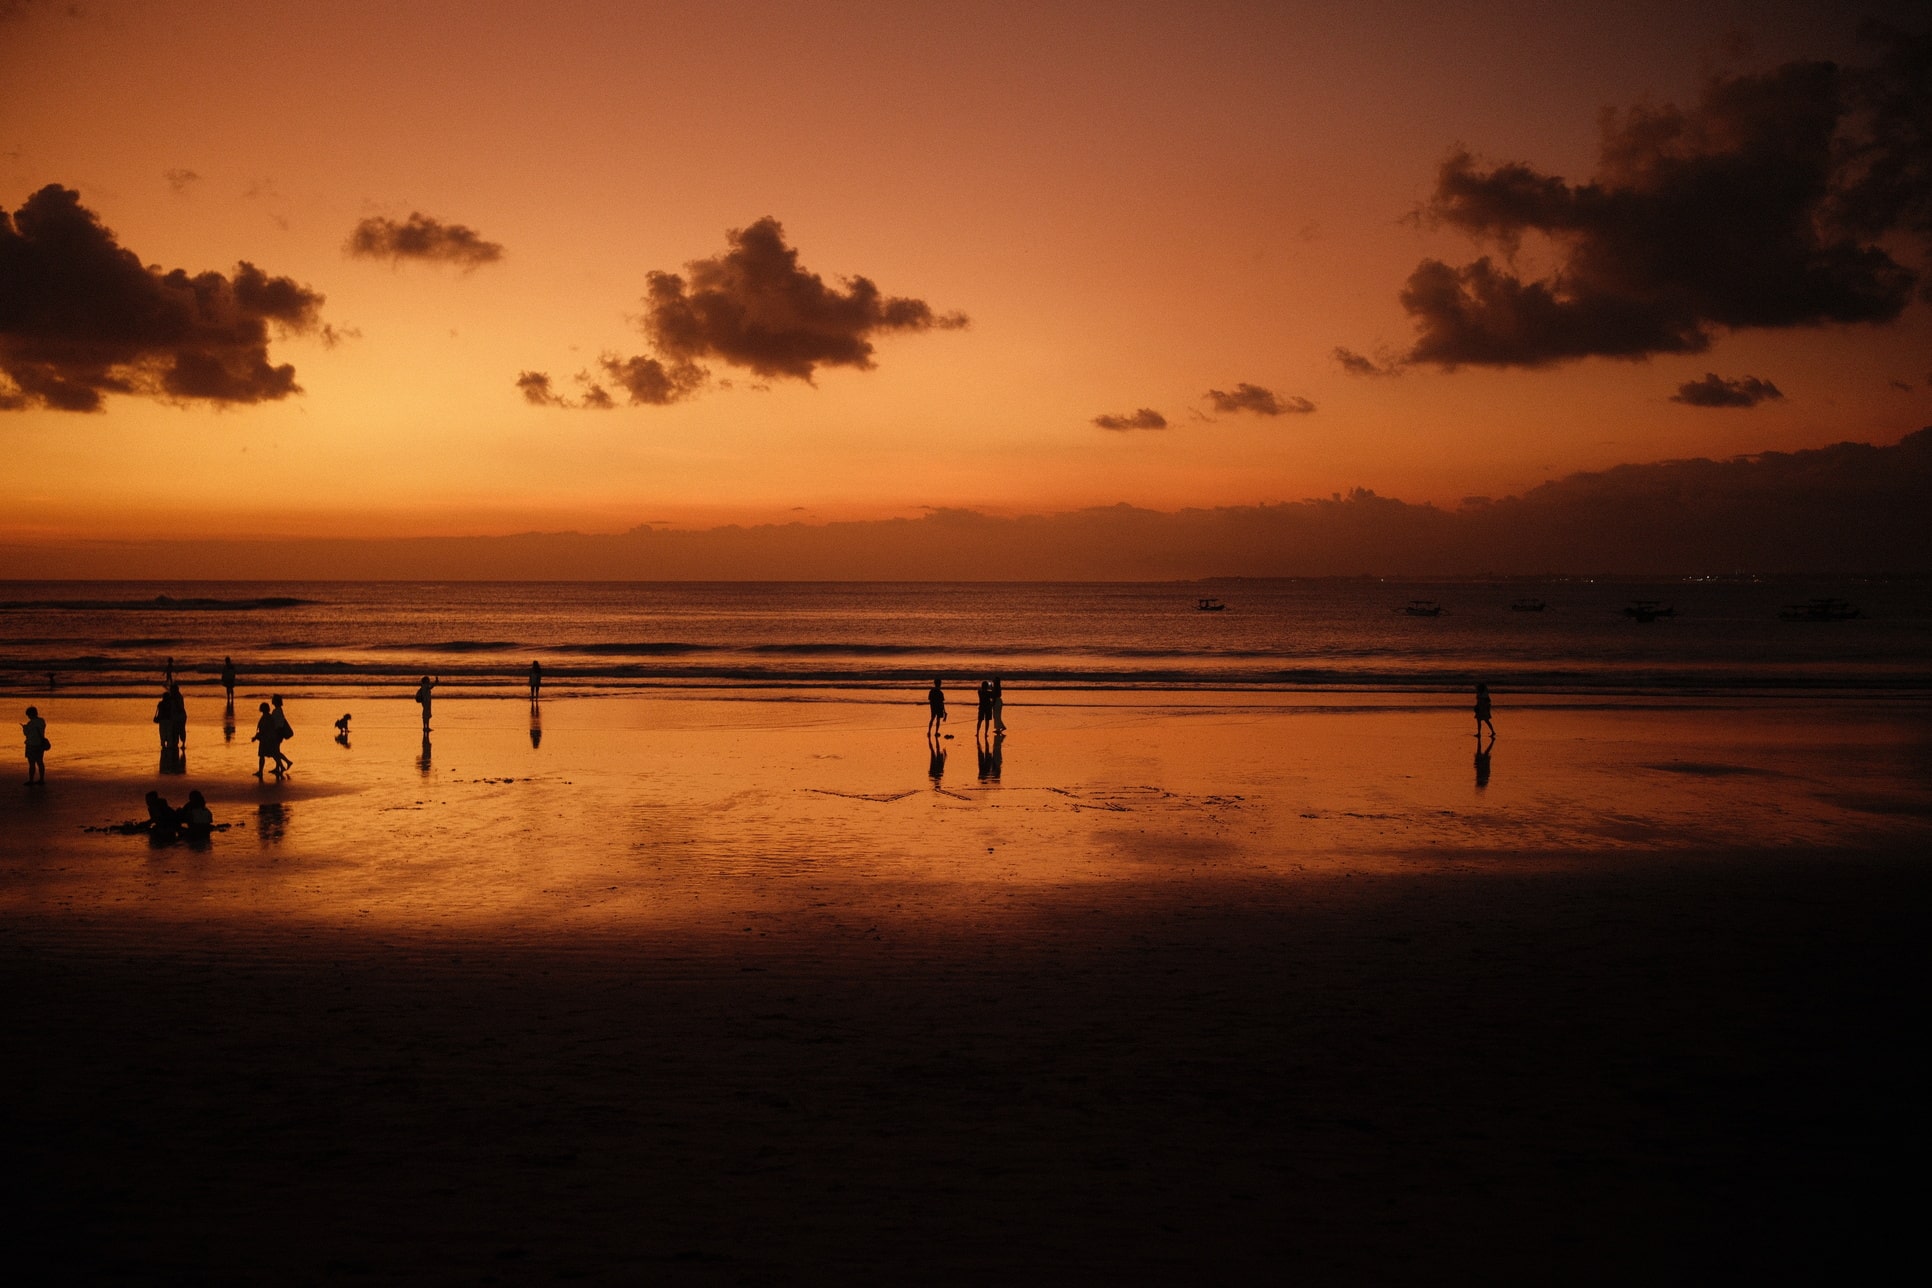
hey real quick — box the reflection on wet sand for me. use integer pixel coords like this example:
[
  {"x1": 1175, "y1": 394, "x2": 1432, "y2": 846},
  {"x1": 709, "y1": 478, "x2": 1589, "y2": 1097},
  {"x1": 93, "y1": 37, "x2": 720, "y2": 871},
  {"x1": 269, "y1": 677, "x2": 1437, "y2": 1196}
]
[{"x1": 530, "y1": 698, "x2": 542, "y2": 749}]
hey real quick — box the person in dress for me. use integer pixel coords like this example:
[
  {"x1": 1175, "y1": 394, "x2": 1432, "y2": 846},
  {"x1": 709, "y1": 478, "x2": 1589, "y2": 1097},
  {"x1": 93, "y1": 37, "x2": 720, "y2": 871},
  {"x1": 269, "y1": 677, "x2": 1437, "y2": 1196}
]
[
  {"x1": 1474, "y1": 682, "x2": 1496, "y2": 739},
  {"x1": 22, "y1": 705, "x2": 48, "y2": 784},
  {"x1": 251, "y1": 702, "x2": 283, "y2": 778}
]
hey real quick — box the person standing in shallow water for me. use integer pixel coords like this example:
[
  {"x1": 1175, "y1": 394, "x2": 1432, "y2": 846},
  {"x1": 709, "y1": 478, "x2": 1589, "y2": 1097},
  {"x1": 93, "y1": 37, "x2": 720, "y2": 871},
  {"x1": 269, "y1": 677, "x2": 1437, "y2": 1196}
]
[
  {"x1": 528, "y1": 660, "x2": 542, "y2": 699},
  {"x1": 22, "y1": 706, "x2": 48, "y2": 784},
  {"x1": 927, "y1": 678, "x2": 946, "y2": 735},
  {"x1": 1474, "y1": 682, "x2": 1496, "y2": 738},
  {"x1": 414, "y1": 676, "x2": 438, "y2": 731},
  {"x1": 221, "y1": 657, "x2": 236, "y2": 701}
]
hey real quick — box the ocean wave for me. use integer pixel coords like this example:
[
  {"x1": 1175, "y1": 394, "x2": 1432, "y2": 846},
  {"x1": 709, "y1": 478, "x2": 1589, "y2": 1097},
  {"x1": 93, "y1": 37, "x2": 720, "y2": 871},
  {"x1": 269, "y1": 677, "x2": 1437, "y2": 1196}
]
[{"x1": 0, "y1": 595, "x2": 316, "y2": 611}]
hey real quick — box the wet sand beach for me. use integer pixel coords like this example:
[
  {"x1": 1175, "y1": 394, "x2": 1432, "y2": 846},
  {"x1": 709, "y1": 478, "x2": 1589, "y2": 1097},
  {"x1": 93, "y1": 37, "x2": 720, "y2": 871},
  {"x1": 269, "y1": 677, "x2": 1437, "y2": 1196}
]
[{"x1": 3, "y1": 692, "x2": 1928, "y2": 1281}]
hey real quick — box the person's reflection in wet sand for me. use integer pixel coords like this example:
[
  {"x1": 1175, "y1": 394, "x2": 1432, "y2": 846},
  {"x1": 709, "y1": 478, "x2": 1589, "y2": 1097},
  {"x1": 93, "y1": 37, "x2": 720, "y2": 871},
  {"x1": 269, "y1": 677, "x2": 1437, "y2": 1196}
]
[
  {"x1": 1474, "y1": 732, "x2": 1494, "y2": 790},
  {"x1": 223, "y1": 697, "x2": 236, "y2": 744},
  {"x1": 257, "y1": 802, "x2": 287, "y2": 845},
  {"x1": 159, "y1": 743, "x2": 186, "y2": 775},
  {"x1": 529, "y1": 699, "x2": 542, "y2": 749},
  {"x1": 419, "y1": 732, "x2": 433, "y2": 775},
  {"x1": 927, "y1": 732, "x2": 947, "y2": 786},
  {"x1": 977, "y1": 731, "x2": 1004, "y2": 783}
]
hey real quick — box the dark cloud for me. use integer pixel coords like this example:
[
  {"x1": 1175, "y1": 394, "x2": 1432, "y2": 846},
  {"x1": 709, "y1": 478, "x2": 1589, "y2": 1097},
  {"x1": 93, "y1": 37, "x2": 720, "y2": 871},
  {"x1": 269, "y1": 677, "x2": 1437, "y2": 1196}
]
[
  {"x1": 525, "y1": 216, "x2": 965, "y2": 409},
  {"x1": 516, "y1": 370, "x2": 615, "y2": 411},
  {"x1": 164, "y1": 168, "x2": 200, "y2": 193},
  {"x1": 0, "y1": 184, "x2": 326, "y2": 413},
  {"x1": 1396, "y1": 34, "x2": 1931, "y2": 369},
  {"x1": 637, "y1": 216, "x2": 966, "y2": 382},
  {"x1": 1206, "y1": 383, "x2": 1314, "y2": 416},
  {"x1": 1671, "y1": 373, "x2": 1784, "y2": 408},
  {"x1": 1093, "y1": 408, "x2": 1167, "y2": 431},
  {"x1": 1333, "y1": 346, "x2": 1400, "y2": 377},
  {"x1": 599, "y1": 354, "x2": 706, "y2": 406},
  {"x1": 346, "y1": 212, "x2": 504, "y2": 269}
]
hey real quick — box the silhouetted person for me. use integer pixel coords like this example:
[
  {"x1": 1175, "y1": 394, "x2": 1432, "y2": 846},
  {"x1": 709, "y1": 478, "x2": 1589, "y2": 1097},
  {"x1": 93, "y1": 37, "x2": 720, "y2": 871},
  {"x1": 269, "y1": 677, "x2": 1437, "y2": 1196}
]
[
  {"x1": 992, "y1": 676, "x2": 1006, "y2": 733},
  {"x1": 22, "y1": 706, "x2": 48, "y2": 784},
  {"x1": 180, "y1": 790, "x2": 213, "y2": 835},
  {"x1": 927, "y1": 732, "x2": 947, "y2": 785},
  {"x1": 221, "y1": 656, "x2": 236, "y2": 701},
  {"x1": 1474, "y1": 734, "x2": 1494, "y2": 790},
  {"x1": 334, "y1": 713, "x2": 352, "y2": 745},
  {"x1": 976, "y1": 680, "x2": 992, "y2": 735},
  {"x1": 164, "y1": 655, "x2": 175, "y2": 686},
  {"x1": 146, "y1": 790, "x2": 180, "y2": 841},
  {"x1": 251, "y1": 702, "x2": 283, "y2": 778},
  {"x1": 414, "y1": 676, "x2": 438, "y2": 731},
  {"x1": 155, "y1": 686, "x2": 186, "y2": 756},
  {"x1": 45, "y1": 671, "x2": 55, "y2": 691},
  {"x1": 271, "y1": 695, "x2": 294, "y2": 771},
  {"x1": 1474, "y1": 682, "x2": 1496, "y2": 738},
  {"x1": 529, "y1": 660, "x2": 542, "y2": 698},
  {"x1": 927, "y1": 678, "x2": 946, "y2": 735}
]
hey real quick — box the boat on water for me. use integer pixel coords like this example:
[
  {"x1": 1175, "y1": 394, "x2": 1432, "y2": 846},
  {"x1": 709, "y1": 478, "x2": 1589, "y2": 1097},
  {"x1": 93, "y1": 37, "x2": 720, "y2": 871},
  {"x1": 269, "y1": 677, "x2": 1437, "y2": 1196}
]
[
  {"x1": 1779, "y1": 597, "x2": 1861, "y2": 621},
  {"x1": 1399, "y1": 599, "x2": 1445, "y2": 617},
  {"x1": 1623, "y1": 600, "x2": 1675, "y2": 622},
  {"x1": 1196, "y1": 597, "x2": 1226, "y2": 612},
  {"x1": 1510, "y1": 598, "x2": 1547, "y2": 612}
]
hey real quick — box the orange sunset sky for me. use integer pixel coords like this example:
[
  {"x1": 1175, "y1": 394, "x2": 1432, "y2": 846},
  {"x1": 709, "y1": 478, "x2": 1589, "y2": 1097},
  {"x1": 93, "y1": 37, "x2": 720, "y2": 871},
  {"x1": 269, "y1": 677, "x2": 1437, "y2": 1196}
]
[{"x1": 3, "y1": 0, "x2": 1929, "y2": 549}]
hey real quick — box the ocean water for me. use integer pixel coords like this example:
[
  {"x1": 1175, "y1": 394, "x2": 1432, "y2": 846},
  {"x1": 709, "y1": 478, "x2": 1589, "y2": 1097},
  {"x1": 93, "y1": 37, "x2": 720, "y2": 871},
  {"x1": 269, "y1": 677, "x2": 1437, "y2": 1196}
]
[{"x1": 2, "y1": 579, "x2": 1929, "y2": 695}]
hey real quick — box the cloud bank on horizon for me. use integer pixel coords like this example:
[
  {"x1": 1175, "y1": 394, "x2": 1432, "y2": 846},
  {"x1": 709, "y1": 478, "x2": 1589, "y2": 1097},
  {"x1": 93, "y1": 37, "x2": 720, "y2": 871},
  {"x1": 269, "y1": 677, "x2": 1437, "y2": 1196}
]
[
  {"x1": 1360, "y1": 25, "x2": 1931, "y2": 374},
  {"x1": 523, "y1": 217, "x2": 967, "y2": 409},
  {"x1": 0, "y1": 184, "x2": 326, "y2": 412}
]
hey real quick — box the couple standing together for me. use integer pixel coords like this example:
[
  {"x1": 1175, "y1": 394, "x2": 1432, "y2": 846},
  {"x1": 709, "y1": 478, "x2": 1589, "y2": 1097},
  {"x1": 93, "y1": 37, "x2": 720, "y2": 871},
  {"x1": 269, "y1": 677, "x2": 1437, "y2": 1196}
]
[{"x1": 252, "y1": 695, "x2": 295, "y2": 777}]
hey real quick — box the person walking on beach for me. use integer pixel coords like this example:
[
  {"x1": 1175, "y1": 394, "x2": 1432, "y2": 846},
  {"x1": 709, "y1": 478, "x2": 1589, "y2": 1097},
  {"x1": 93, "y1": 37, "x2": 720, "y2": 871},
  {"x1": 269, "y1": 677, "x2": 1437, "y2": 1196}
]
[
  {"x1": 251, "y1": 702, "x2": 283, "y2": 778},
  {"x1": 271, "y1": 695, "x2": 295, "y2": 771},
  {"x1": 992, "y1": 676, "x2": 1006, "y2": 733},
  {"x1": 414, "y1": 676, "x2": 439, "y2": 731},
  {"x1": 221, "y1": 657, "x2": 237, "y2": 701},
  {"x1": 1474, "y1": 682, "x2": 1496, "y2": 739},
  {"x1": 22, "y1": 706, "x2": 48, "y2": 784},
  {"x1": 975, "y1": 680, "x2": 993, "y2": 735},
  {"x1": 528, "y1": 660, "x2": 542, "y2": 699},
  {"x1": 927, "y1": 678, "x2": 946, "y2": 735}
]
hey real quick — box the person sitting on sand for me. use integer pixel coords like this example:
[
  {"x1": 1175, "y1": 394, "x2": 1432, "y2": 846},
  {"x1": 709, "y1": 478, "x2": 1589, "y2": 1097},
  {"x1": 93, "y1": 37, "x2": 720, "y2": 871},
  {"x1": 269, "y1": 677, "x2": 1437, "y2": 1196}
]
[
  {"x1": 251, "y1": 702, "x2": 283, "y2": 778},
  {"x1": 22, "y1": 705, "x2": 48, "y2": 784},
  {"x1": 414, "y1": 676, "x2": 438, "y2": 731},
  {"x1": 145, "y1": 790, "x2": 179, "y2": 838},
  {"x1": 1474, "y1": 682, "x2": 1496, "y2": 738},
  {"x1": 180, "y1": 790, "x2": 214, "y2": 835},
  {"x1": 927, "y1": 678, "x2": 946, "y2": 735}
]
